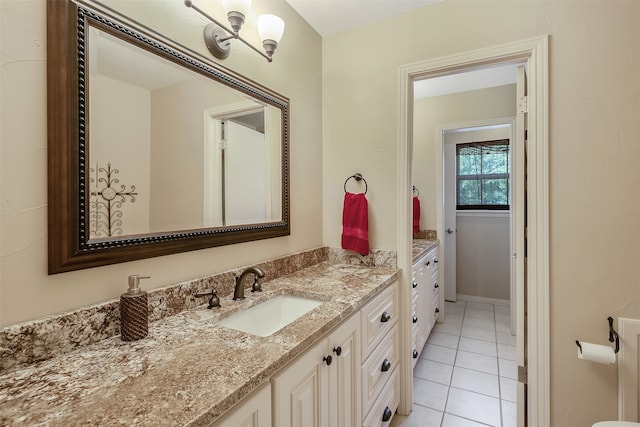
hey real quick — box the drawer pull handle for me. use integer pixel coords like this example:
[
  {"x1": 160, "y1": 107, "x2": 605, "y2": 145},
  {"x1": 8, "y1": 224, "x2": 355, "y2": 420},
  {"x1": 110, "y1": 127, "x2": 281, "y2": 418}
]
[
  {"x1": 412, "y1": 349, "x2": 418, "y2": 359},
  {"x1": 380, "y1": 311, "x2": 391, "y2": 323},
  {"x1": 434, "y1": 282, "x2": 439, "y2": 289},
  {"x1": 434, "y1": 258, "x2": 439, "y2": 264},
  {"x1": 333, "y1": 346, "x2": 342, "y2": 356},
  {"x1": 435, "y1": 307, "x2": 440, "y2": 314},
  {"x1": 382, "y1": 406, "x2": 393, "y2": 422},
  {"x1": 412, "y1": 315, "x2": 418, "y2": 324},
  {"x1": 425, "y1": 261, "x2": 430, "y2": 266},
  {"x1": 323, "y1": 355, "x2": 332, "y2": 366},
  {"x1": 412, "y1": 280, "x2": 418, "y2": 288},
  {"x1": 381, "y1": 358, "x2": 391, "y2": 372}
]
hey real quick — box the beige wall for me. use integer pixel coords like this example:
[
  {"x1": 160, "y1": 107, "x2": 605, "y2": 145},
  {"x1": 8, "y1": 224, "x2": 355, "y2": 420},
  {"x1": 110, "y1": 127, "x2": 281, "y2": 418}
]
[
  {"x1": 323, "y1": 1, "x2": 640, "y2": 425},
  {"x1": 413, "y1": 85, "x2": 516, "y2": 231},
  {"x1": 91, "y1": 75, "x2": 152, "y2": 236},
  {"x1": 0, "y1": 0, "x2": 322, "y2": 326}
]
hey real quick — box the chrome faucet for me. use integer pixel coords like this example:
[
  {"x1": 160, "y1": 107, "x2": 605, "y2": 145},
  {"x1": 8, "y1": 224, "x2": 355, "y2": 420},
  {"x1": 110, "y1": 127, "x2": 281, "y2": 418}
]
[{"x1": 233, "y1": 267, "x2": 265, "y2": 300}]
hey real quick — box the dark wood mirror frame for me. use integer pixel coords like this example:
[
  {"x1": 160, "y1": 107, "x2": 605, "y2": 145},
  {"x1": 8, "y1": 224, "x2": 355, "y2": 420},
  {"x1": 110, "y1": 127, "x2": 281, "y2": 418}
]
[{"x1": 47, "y1": 0, "x2": 290, "y2": 274}]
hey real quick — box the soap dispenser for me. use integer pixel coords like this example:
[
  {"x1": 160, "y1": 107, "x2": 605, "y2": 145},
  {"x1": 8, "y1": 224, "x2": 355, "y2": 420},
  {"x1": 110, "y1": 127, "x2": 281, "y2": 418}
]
[{"x1": 120, "y1": 275, "x2": 150, "y2": 341}]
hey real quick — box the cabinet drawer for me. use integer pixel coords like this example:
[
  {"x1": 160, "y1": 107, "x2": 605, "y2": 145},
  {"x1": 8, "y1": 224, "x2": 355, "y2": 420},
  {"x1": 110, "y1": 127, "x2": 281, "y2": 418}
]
[
  {"x1": 421, "y1": 248, "x2": 438, "y2": 277},
  {"x1": 411, "y1": 328, "x2": 420, "y2": 369},
  {"x1": 361, "y1": 282, "x2": 398, "y2": 358},
  {"x1": 431, "y1": 272, "x2": 440, "y2": 293},
  {"x1": 431, "y1": 292, "x2": 440, "y2": 323},
  {"x1": 362, "y1": 366, "x2": 399, "y2": 427},
  {"x1": 361, "y1": 324, "x2": 398, "y2": 414}
]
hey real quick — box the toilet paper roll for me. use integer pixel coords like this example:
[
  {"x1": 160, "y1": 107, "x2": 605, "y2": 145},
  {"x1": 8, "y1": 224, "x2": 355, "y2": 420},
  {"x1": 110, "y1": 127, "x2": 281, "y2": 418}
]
[{"x1": 577, "y1": 341, "x2": 616, "y2": 364}]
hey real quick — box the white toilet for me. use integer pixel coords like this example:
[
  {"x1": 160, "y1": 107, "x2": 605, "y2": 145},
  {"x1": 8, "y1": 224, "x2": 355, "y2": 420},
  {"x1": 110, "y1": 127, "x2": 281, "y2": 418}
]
[{"x1": 593, "y1": 422, "x2": 640, "y2": 427}]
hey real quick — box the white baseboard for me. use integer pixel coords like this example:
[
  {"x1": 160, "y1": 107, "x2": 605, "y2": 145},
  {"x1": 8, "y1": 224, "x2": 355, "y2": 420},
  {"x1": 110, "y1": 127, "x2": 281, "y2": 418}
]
[{"x1": 456, "y1": 294, "x2": 510, "y2": 306}]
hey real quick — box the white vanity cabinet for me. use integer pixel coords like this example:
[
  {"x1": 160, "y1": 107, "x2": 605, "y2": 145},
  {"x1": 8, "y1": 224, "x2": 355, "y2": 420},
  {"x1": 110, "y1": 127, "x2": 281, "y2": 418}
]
[
  {"x1": 211, "y1": 382, "x2": 271, "y2": 427},
  {"x1": 271, "y1": 312, "x2": 361, "y2": 427},
  {"x1": 360, "y1": 282, "x2": 399, "y2": 426},
  {"x1": 411, "y1": 245, "x2": 440, "y2": 365},
  {"x1": 271, "y1": 280, "x2": 399, "y2": 427}
]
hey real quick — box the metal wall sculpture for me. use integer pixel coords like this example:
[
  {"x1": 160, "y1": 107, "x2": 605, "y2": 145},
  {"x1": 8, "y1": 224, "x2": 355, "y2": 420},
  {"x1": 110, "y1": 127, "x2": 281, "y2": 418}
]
[{"x1": 89, "y1": 163, "x2": 138, "y2": 237}]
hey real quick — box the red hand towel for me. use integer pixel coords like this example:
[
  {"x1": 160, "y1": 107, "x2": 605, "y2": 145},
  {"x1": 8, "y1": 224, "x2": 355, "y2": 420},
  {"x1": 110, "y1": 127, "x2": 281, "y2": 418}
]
[
  {"x1": 412, "y1": 196, "x2": 421, "y2": 234},
  {"x1": 341, "y1": 192, "x2": 369, "y2": 256}
]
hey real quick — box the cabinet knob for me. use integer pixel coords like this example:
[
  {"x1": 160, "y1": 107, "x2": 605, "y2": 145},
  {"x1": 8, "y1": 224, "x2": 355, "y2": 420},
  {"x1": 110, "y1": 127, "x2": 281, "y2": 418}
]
[
  {"x1": 380, "y1": 311, "x2": 391, "y2": 323},
  {"x1": 382, "y1": 406, "x2": 393, "y2": 422},
  {"x1": 434, "y1": 282, "x2": 439, "y2": 289},
  {"x1": 333, "y1": 346, "x2": 342, "y2": 356},
  {"x1": 412, "y1": 315, "x2": 418, "y2": 324},
  {"x1": 412, "y1": 280, "x2": 418, "y2": 288},
  {"x1": 435, "y1": 307, "x2": 440, "y2": 314},
  {"x1": 412, "y1": 349, "x2": 418, "y2": 359},
  {"x1": 381, "y1": 358, "x2": 391, "y2": 372},
  {"x1": 425, "y1": 261, "x2": 430, "y2": 266},
  {"x1": 434, "y1": 258, "x2": 439, "y2": 264},
  {"x1": 323, "y1": 355, "x2": 332, "y2": 366}
]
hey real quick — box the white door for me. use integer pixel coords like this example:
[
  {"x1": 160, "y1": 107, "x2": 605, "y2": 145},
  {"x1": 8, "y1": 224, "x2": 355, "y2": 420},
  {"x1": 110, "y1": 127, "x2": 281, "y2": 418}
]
[
  {"x1": 272, "y1": 339, "x2": 328, "y2": 427},
  {"x1": 225, "y1": 121, "x2": 267, "y2": 225},
  {"x1": 443, "y1": 141, "x2": 457, "y2": 302},
  {"x1": 515, "y1": 64, "x2": 528, "y2": 427}
]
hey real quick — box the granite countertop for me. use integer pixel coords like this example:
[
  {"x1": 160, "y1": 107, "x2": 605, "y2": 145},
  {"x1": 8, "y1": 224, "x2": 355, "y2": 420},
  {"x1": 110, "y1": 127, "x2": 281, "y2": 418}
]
[
  {"x1": 0, "y1": 262, "x2": 398, "y2": 427},
  {"x1": 412, "y1": 239, "x2": 438, "y2": 263}
]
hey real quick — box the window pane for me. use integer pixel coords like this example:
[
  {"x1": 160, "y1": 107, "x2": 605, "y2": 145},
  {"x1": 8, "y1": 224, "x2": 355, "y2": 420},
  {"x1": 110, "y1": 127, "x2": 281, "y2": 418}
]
[
  {"x1": 482, "y1": 150, "x2": 508, "y2": 174},
  {"x1": 458, "y1": 179, "x2": 481, "y2": 205},
  {"x1": 458, "y1": 152, "x2": 481, "y2": 175},
  {"x1": 482, "y1": 178, "x2": 509, "y2": 205}
]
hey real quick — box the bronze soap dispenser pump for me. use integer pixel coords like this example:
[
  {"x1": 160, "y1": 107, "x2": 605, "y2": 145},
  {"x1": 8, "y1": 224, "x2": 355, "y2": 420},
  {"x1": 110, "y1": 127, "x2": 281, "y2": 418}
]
[{"x1": 120, "y1": 275, "x2": 150, "y2": 341}]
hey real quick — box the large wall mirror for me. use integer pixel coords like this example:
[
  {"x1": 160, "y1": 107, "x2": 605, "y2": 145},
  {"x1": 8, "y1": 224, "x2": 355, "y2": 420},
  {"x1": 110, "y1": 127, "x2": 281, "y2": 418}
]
[{"x1": 47, "y1": 0, "x2": 290, "y2": 274}]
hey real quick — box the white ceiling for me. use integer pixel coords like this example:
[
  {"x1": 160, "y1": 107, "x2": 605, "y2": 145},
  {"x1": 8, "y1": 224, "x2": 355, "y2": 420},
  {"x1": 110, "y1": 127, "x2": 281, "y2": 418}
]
[
  {"x1": 414, "y1": 64, "x2": 518, "y2": 99},
  {"x1": 285, "y1": 0, "x2": 442, "y2": 36},
  {"x1": 284, "y1": 1, "x2": 518, "y2": 98}
]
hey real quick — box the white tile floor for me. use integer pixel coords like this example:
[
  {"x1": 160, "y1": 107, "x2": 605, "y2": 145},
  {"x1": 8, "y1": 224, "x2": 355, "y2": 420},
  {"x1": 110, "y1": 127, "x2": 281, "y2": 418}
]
[{"x1": 391, "y1": 300, "x2": 518, "y2": 427}]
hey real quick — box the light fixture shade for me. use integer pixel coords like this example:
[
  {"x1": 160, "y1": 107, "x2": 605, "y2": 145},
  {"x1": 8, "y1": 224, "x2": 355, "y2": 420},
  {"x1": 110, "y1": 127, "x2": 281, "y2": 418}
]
[
  {"x1": 258, "y1": 14, "x2": 285, "y2": 43},
  {"x1": 222, "y1": 0, "x2": 251, "y2": 16}
]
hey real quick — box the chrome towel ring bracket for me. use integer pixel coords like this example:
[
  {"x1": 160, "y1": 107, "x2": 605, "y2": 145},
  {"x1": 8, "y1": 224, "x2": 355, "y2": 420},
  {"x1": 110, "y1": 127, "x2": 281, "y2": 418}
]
[
  {"x1": 344, "y1": 173, "x2": 368, "y2": 194},
  {"x1": 413, "y1": 185, "x2": 419, "y2": 197}
]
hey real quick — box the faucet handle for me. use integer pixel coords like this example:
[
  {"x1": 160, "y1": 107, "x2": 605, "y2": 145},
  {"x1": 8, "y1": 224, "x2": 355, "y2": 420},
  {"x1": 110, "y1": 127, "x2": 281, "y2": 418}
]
[
  {"x1": 195, "y1": 290, "x2": 221, "y2": 309},
  {"x1": 251, "y1": 277, "x2": 262, "y2": 293}
]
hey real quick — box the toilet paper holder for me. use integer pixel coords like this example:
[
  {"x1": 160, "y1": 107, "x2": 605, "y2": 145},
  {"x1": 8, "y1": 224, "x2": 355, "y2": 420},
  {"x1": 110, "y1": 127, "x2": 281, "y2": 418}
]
[{"x1": 575, "y1": 317, "x2": 620, "y2": 354}]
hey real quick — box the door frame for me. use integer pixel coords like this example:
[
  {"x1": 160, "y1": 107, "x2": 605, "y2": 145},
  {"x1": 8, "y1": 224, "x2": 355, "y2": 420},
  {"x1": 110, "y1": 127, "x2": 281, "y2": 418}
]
[
  {"x1": 397, "y1": 35, "x2": 549, "y2": 425},
  {"x1": 203, "y1": 101, "x2": 268, "y2": 227}
]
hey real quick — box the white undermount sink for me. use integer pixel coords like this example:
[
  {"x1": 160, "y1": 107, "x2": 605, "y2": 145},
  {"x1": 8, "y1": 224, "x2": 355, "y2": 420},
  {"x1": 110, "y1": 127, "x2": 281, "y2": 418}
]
[{"x1": 217, "y1": 294, "x2": 323, "y2": 337}]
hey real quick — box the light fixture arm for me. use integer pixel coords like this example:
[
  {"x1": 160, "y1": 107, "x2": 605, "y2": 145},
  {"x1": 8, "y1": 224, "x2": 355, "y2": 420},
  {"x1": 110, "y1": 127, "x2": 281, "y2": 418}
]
[{"x1": 184, "y1": 0, "x2": 274, "y2": 62}]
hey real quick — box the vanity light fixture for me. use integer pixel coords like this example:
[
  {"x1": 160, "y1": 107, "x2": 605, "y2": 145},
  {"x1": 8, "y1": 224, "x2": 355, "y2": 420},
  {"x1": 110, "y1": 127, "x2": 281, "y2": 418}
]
[{"x1": 184, "y1": 0, "x2": 285, "y2": 62}]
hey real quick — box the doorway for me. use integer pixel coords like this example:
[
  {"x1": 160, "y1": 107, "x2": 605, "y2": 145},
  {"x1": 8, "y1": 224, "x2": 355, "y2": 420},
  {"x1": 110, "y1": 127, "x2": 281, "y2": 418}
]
[
  {"x1": 397, "y1": 36, "x2": 549, "y2": 426},
  {"x1": 439, "y1": 120, "x2": 517, "y2": 338}
]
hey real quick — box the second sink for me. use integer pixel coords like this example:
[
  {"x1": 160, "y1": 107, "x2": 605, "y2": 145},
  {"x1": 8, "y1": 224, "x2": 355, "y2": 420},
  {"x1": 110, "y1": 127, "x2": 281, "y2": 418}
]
[{"x1": 217, "y1": 294, "x2": 323, "y2": 337}]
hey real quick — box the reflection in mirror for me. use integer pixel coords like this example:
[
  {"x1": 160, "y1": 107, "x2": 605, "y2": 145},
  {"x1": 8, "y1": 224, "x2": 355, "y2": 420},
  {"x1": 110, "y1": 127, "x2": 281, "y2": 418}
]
[
  {"x1": 87, "y1": 28, "x2": 282, "y2": 238},
  {"x1": 47, "y1": 1, "x2": 289, "y2": 273}
]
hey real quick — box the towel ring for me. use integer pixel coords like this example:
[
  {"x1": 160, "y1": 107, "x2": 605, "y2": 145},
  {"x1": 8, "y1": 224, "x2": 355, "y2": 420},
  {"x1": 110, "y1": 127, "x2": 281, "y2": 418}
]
[
  {"x1": 344, "y1": 173, "x2": 368, "y2": 194},
  {"x1": 413, "y1": 185, "x2": 419, "y2": 197}
]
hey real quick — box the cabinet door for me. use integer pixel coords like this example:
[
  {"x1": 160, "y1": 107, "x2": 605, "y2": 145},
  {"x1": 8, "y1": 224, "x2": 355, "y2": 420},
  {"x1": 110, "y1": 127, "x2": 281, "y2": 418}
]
[
  {"x1": 327, "y1": 314, "x2": 361, "y2": 427},
  {"x1": 272, "y1": 340, "x2": 329, "y2": 427},
  {"x1": 213, "y1": 382, "x2": 271, "y2": 427}
]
